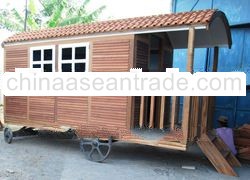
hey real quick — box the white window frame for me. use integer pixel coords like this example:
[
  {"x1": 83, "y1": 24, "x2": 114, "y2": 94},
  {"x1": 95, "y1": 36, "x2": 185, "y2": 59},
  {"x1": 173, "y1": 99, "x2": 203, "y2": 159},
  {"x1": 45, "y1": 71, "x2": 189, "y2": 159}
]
[
  {"x1": 30, "y1": 45, "x2": 56, "y2": 72},
  {"x1": 58, "y1": 42, "x2": 90, "y2": 72}
]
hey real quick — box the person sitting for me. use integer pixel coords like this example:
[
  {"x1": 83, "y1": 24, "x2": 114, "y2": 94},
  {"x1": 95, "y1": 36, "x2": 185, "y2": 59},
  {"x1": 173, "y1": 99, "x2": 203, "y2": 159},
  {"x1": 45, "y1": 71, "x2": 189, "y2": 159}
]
[{"x1": 215, "y1": 116, "x2": 237, "y2": 155}]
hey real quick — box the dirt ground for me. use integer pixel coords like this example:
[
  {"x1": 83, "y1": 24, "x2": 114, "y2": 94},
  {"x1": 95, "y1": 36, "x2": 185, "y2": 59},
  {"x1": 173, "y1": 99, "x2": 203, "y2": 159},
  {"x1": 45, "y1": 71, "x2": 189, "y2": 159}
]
[
  {"x1": 0, "y1": 131, "x2": 249, "y2": 180},
  {"x1": 0, "y1": 107, "x2": 249, "y2": 180}
]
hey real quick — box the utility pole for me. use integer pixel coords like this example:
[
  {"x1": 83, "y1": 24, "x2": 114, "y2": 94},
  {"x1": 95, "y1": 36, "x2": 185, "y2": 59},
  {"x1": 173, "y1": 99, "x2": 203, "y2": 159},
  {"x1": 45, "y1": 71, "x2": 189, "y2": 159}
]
[{"x1": 24, "y1": 0, "x2": 28, "y2": 31}]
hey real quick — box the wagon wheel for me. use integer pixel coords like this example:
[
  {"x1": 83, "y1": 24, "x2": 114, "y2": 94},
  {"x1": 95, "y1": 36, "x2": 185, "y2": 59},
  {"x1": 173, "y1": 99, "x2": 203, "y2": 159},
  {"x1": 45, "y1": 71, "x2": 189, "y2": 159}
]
[
  {"x1": 4, "y1": 127, "x2": 13, "y2": 144},
  {"x1": 80, "y1": 137, "x2": 112, "y2": 162}
]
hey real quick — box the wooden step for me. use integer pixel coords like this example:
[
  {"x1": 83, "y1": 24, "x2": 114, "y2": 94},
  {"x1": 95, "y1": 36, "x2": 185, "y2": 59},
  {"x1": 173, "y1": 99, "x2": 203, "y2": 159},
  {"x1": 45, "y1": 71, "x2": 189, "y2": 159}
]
[
  {"x1": 221, "y1": 150, "x2": 230, "y2": 158},
  {"x1": 207, "y1": 133, "x2": 217, "y2": 142},
  {"x1": 207, "y1": 132, "x2": 241, "y2": 167},
  {"x1": 213, "y1": 135, "x2": 241, "y2": 167},
  {"x1": 197, "y1": 133, "x2": 240, "y2": 177}
]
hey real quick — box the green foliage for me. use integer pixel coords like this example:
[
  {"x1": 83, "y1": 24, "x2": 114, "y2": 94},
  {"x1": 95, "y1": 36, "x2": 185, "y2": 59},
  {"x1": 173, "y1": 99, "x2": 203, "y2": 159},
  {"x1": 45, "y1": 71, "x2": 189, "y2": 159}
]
[
  {"x1": 0, "y1": 9, "x2": 24, "y2": 31},
  {"x1": 0, "y1": 0, "x2": 105, "y2": 32}
]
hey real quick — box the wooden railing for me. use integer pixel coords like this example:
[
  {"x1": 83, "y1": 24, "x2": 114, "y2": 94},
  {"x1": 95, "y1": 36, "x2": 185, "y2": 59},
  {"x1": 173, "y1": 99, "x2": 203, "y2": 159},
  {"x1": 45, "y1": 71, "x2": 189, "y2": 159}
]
[
  {"x1": 139, "y1": 96, "x2": 179, "y2": 130},
  {"x1": 138, "y1": 95, "x2": 200, "y2": 144}
]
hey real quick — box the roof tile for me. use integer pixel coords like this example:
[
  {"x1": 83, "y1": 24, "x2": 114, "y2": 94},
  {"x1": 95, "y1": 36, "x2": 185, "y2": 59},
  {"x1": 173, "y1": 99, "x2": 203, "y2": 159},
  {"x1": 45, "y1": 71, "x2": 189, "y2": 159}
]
[{"x1": 4, "y1": 9, "x2": 217, "y2": 44}]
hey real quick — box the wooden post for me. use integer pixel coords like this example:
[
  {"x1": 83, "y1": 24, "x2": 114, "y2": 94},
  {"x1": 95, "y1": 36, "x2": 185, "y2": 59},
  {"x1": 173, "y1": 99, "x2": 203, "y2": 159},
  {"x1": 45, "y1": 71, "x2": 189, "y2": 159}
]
[
  {"x1": 149, "y1": 96, "x2": 155, "y2": 128},
  {"x1": 186, "y1": 27, "x2": 195, "y2": 73},
  {"x1": 190, "y1": 96, "x2": 199, "y2": 140},
  {"x1": 170, "y1": 96, "x2": 179, "y2": 130},
  {"x1": 139, "y1": 96, "x2": 145, "y2": 128},
  {"x1": 159, "y1": 96, "x2": 165, "y2": 129},
  {"x1": 182, "y1": 27, "x2": 195, "y2": 144},
  {"x1": 201, "y1": 96, "x2": 209, "y2": 134},
  {"x1": 182, "y1": 96, "x2": 192, "y2": 143}
]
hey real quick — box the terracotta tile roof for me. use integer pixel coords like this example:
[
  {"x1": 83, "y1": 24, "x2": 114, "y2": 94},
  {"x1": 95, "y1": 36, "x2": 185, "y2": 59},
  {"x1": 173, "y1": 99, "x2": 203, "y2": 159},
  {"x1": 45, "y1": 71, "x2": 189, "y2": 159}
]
[{"x1": 4, "y1": 9, "x2": 217, "y2": 44}]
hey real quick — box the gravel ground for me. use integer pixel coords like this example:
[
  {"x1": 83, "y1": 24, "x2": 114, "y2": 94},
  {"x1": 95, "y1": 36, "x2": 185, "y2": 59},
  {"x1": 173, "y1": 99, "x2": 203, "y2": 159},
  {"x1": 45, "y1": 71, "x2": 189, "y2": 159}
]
[
  {"x1": 0, "y1": 129, "x2": 249, "y2": 180},
  {"x1": 0, "y1": 106, "x2": 249, "y2": 180}
]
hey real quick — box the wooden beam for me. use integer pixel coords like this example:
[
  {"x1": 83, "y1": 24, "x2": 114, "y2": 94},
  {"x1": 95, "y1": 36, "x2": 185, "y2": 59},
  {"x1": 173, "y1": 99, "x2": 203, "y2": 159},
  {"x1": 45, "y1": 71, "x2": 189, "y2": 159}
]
[
  {"x1": 182, "y1": 27, "x2": 195, "y2": 144},
  {"x1": 201, "y1": 96, "x2": 209, "y2": 134},
  {"x1": 128, "y1": 38, "x2": 135, "y2": 129},
  {"x1": 149, "y1": 96, "x2": 155, "y2": 128},
  {"x1": 189, "y1": 97, "x2": 195, "y2": 139},
  {"x1": 190, "y1": 96, "x2": 199, "y2": 140},
  {"x1": 139, "y1": 96, "x2": 145, "y2": 128},
  {"x1": 194, "y1": 96, "x2": 200, "y2": 137},
  {"x1": 186, "y1": 27, "x2": 195, "y2": 73},
  {"x1": 127, "y1": 96, "x2": 132, "y2": 129},
  {"x1": 182, "y1": 96, "x2": 192, "y2": 143},
  {"x1": 170, "y1": 96, "x2": 179, "y2": 130},
  {"x1": 159, "y1": 96, "x2": 165, "y2": 129}
]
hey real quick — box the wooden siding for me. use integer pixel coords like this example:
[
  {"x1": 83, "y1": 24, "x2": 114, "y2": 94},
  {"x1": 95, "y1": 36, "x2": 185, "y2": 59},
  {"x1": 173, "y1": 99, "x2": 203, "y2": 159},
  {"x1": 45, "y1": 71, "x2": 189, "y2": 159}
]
[
  {"x1": 57, "y1": 97, "x2": 88, "y2": 126},
  {"x1": 4, "y1": 37, "x2": 133, "y2": 139},
  {"x1": 5, "y1": 47, "x2": 28, "y2": 123},
  {"x1": 134, "y1": 40, "x2": 149, "y2": 126},
  {"x1": 135, "y1": 40, "x2": 149, "y2": 71},
  {"x1": 29, "y1": 97, "x2": 55, "y2": 123},
  {"x1": 5, "y1": 48, "x2": 28, "y2": 72},
  {"x1": 89, "y1": 40, "x2": 131, "y2": 133},
  {"x1": 90, "y1": 97, "x2": 128, "y2": 129},
  {"x1": 92, "y1": 40, "x2": 130, "y2": 72},
  {"x1": 5, "y1": 97, "x2": 27, "y2": 122}
]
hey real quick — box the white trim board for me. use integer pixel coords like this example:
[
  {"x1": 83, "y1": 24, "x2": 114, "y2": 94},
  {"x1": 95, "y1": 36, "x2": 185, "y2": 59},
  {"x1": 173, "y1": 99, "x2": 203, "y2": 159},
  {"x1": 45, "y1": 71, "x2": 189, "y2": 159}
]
[
  {"x1": 3, "y1": 25, "x2": 207, "y2": 47},
  {"x1": 58, "y1": 42, "x2": 90, "y2": 72},
  {"x1": 29, "y1": 45, "x2": 56, "y2": 72}
]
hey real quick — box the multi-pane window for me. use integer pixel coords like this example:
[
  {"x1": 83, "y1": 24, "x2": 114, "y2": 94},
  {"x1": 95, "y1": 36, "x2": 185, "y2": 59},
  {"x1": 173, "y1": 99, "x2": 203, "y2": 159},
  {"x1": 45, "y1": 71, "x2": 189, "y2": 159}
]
[
  {"x1": 59, "y1": 43, "x2": 89, "y2": 72},
  {"x1": 30, "y1": 46, "x2": 55, "y2": 72}
]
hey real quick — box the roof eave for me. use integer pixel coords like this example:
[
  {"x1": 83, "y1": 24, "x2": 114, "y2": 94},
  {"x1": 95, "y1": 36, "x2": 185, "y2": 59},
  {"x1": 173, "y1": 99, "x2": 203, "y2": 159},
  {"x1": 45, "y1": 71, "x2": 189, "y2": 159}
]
[
  {"x1": 207, "y1": 11, "x2": 232, "y2": 48},
  {"x1": 2, "y1": 24, "x2": 207, "y2": 47}
]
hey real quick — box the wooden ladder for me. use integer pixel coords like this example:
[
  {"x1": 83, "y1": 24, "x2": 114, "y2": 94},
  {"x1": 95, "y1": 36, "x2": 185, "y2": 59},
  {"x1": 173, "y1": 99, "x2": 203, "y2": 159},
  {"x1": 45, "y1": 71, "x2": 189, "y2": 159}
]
[{"x1": 197, "y1": 132, "x2": 241, "y2": 177}]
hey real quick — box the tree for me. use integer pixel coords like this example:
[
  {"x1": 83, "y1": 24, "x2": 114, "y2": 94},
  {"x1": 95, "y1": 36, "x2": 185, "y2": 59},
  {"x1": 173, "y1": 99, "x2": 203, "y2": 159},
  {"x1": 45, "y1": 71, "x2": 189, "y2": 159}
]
[{"x1": 0, "y1": 0, "x2": 105, "y2": 32}]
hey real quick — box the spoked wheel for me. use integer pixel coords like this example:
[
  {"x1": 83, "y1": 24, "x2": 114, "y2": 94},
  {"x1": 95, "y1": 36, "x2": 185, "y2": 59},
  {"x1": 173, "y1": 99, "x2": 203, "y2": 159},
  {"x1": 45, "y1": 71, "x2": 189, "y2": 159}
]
[
  {"x1": 4, "y1": 127, "x2": 13, "y2": 144},
  {"x1": 80, "y1": 137, "x2": 112, "y2": 162}
]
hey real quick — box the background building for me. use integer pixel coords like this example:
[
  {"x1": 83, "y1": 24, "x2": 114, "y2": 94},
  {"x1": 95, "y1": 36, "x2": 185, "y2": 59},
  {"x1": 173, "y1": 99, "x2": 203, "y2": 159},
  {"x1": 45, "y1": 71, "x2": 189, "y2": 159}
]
[{"x1": 172, "y1": 0, "x2": 250, "y2": 128}]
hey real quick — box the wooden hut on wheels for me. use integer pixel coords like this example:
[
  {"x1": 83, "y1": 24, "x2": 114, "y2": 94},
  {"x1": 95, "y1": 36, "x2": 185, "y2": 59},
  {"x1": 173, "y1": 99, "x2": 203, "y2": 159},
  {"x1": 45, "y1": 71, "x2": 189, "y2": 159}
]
[{"x1": 2, "y1": 9, "x2": 240, "y2": 176}]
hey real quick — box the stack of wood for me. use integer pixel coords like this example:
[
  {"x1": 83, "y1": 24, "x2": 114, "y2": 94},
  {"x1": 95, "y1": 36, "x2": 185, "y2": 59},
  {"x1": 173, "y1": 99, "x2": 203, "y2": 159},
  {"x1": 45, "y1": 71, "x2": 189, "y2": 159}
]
[{"x1": 234, "y1": 124, "x2": 250, "y2": 160}]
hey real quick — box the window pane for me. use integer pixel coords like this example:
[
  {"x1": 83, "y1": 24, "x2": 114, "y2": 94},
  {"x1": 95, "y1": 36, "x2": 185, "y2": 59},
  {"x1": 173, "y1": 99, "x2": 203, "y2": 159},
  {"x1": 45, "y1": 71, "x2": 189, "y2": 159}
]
[
  {"x1": 33, "y1": 64, "x2": 41, "y2": 68},
  {"x1": 33, "y1": 50, "x2": 41, "y2": 61},
  {"x1": 75, "y1": 63, "x2": 86, "y2": 72},
  {"x1": 75, "y1": 47, "x2": 86, "y2": 59},
  {"x1": 44, "y1": 64, "x2": 52, "y2": 72},
  {"x1": 62, "y1": 48, "x2": 72, "y2": 60},
  {"x1": 44, "y1": 49, "x2": 52, "y2": 61},
  {"x1": 62, "y1": 63, "x2": 72, "y2": 72}
]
